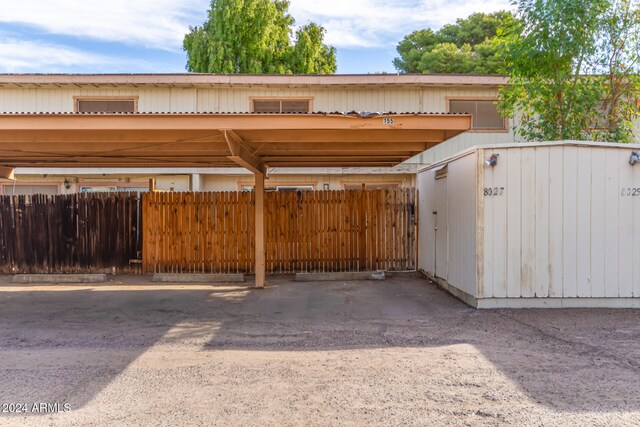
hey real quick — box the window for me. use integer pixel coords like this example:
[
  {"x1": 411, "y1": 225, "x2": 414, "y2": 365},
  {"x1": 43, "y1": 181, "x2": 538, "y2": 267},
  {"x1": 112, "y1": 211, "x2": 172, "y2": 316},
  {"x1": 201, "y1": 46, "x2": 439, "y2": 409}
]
[
  {"x1": 240, "y1": 184, "x2": 314, "y2": 192},
  {"x1": 448, "y1": 99, "x2": 506, "y2": 130},
  {"x1": 75, "y1": 97, "x2": 137, "y2": 113},
  {"x1": 343, "y1": 183, "x2": 400, "y2": 191},
  {"x1": 251, "y1": 98, "x2": 312, "y2": 113},
  {"x1": 80, "y1": 186, "x2": 148, "y2": 193},
  {"x1": 2, "y1": 184, "x2": 58, "y2": 196},
  {"x1": 275, "y1": 186, "x2": 313, "y2": 192}
]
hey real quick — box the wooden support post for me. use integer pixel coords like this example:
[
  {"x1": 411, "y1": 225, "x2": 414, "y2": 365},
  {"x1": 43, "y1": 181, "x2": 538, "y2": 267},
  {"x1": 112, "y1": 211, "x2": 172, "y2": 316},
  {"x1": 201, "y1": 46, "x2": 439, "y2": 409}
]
[
  {"x1": 148, "y1": 178, "x2": 156, "y2": 192},
  {"x1": 255, "y1": 171, "x2": 266, "y2": 288}
]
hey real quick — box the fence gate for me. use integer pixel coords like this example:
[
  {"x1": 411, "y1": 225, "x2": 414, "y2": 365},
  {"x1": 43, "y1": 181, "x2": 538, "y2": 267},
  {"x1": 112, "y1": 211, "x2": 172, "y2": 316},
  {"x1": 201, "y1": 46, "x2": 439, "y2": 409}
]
[{"x1": 142, "y1": 189, "x2": 417, "y2": 274}]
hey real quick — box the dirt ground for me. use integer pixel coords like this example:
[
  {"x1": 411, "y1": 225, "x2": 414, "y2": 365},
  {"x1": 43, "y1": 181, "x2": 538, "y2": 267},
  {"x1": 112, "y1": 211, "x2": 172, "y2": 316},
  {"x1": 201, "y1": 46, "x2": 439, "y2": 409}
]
[{"x1": 1, "y1": 274, "x2": 639, "y2": 426}]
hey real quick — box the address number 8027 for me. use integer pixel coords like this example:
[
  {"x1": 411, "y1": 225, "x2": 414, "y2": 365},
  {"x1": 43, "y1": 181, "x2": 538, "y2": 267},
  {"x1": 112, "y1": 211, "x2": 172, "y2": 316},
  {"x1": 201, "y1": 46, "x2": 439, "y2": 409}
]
[{"x1": 484, "y1": 187, "x2": 505, "y2": 196}]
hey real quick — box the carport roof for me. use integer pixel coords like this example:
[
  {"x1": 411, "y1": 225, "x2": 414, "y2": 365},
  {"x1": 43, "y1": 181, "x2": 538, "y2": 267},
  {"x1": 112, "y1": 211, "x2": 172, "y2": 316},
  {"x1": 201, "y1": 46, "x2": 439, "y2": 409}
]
[{"x1": 0, "y1": 111, "x2": 471, "y2": 172}]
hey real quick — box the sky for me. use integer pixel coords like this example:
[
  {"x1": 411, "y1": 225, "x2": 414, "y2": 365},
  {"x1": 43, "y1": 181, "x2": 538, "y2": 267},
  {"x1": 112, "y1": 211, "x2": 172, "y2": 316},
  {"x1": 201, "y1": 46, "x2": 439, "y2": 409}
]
[{"x1": 0, "y1": 0, "x2": 512, "y2": 75}]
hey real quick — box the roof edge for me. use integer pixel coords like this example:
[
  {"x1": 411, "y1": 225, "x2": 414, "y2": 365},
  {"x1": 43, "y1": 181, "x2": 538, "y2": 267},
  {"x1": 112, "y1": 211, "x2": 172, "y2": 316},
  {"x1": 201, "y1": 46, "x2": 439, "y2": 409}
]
[
  {"x1": 418, "y1": 140, "x2": 640, "y2": 172},
  {"x1": 0, "y1": 73, "x2": 508, "y2": 87}
]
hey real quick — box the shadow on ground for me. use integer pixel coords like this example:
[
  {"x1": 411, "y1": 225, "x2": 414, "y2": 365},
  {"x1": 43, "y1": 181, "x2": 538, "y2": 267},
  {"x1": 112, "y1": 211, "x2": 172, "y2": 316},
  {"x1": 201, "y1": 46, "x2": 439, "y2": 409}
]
[{"x1": 1, "y1": 275, "x2": 639, "y2": 416}]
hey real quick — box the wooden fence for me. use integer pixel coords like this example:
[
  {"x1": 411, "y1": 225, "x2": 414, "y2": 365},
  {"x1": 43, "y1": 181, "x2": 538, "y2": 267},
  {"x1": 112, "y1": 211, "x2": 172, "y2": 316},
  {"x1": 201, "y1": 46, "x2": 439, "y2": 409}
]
[
  {"x1": 0, "y1": 193, "x2": 141, "y2": 273},
  {"x1": 142, "y1": 192, "x2": 254, "y2": 274},
  {"x1": 142, "y1": 189, "x2": 417, "y2": 274}
]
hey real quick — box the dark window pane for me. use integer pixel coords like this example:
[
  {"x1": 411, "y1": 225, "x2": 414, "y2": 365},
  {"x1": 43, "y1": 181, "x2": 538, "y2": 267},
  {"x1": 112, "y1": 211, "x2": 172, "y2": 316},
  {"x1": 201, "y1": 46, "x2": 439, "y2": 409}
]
[
  {"x1": 449, "y1": 100, "x2": 476, "y2": 115},
  {"x1": 252, "y1": 100, "x2": 281, "y2": 113},
  {"x1": 253, "y1": 99, "x2": 310, "y2": 113},
  {"x1": 449, "y1": 99, "x2": 504, "y2": 130},
  {"x1": 77, "y1": 99, "x2": 135, "y2": 113},
  {"x1": 475, "y1": 100, "x2": 504, "y2": 129},
  {"x1": 281, "y1": 100, "x2": 310, "y2": 113}
]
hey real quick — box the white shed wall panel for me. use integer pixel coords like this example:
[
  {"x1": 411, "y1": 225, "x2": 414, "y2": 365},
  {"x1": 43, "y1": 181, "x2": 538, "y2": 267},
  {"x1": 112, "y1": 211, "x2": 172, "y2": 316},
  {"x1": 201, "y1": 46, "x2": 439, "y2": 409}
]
[
  {"x1": 419, "y1": 142, "x2": 640, "y2": 307},
  {"x1": 445, "y1": 154, "x2": 478, "y2": 295},
  {"x1": 417, "y1": 170, "x2": 436, "y2": 275},
  {"x1": 481, "y1": 145, "x2": 640, "y2": 299},
  {"x1": 417, "y1": 153, "x2": 478, "y2": 296}
]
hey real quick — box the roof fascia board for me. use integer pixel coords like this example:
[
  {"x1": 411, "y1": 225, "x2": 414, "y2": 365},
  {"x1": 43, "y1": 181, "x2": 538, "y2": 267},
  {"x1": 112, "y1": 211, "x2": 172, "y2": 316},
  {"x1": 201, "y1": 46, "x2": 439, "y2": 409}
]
[{"x1": 0, "y1": 74, "x2": 508, "y2": 88}]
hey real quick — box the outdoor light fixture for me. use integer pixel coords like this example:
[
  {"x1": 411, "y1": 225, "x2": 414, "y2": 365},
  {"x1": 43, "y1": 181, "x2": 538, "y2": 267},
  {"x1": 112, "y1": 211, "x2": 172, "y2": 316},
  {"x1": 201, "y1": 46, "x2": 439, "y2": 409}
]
[
  {"x1": 485, "y1": 154, "x2": 499, "y2": 167},
  {"x1": 63, "y1": 178, "x2": 71, "y2": 190},
  {"x1": 630, "y1": 151, "x2": 640, "y2": 165}
]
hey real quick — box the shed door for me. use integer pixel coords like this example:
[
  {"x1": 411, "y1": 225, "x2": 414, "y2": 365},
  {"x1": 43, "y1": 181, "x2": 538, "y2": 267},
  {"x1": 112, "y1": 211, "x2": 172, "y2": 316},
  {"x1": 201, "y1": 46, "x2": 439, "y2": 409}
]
[{"x1": 434, "y1": 176, "x2": 448, "y2": 279}]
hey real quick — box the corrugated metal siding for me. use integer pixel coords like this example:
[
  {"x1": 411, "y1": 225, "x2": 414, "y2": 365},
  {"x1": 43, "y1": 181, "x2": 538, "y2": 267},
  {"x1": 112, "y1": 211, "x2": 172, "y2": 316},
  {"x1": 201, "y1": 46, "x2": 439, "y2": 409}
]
[
  {"x1": 0, "y1": 85, "x2": 494, "y2": 116},
  {"x1": 0, "y1": 88, "x2": 198, "y2": 113},
  {"x1": 417, "y1": 153, "x2": 477, "y2": 295},
  {"x1": 482, "y1": 145, "x2": 640, "y2": 299},
  {"x1": 195, "y1": 88, "x2": 423, "y2": 113}
]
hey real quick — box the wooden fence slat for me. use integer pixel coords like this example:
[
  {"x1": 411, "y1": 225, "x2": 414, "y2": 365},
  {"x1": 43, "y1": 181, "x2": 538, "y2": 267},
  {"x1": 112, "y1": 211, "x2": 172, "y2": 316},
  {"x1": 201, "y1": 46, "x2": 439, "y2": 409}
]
[
  {"x1": 0, "y1": 193, "x2": 140, "y2": 274},
  {"x1": 0, "y1": 189, "x2": 416, "y2": 275}
]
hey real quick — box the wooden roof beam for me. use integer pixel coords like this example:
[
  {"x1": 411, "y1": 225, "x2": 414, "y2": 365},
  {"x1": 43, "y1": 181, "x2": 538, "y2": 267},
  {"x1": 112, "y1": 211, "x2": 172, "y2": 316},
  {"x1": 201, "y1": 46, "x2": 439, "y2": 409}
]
[
  {"x1": 223, "y1": 129, "x2": 266, "y2": 175},
  {"x1": 0, "y1": 113, "x2": 472, "y2": 132},
  {"x1": 0, "y1": 167, "x2": 14, "y2": 180}
]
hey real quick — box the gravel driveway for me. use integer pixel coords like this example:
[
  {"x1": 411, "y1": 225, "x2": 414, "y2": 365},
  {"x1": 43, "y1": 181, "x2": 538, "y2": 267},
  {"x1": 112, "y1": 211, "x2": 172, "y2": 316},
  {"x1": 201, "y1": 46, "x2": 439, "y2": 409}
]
[{"x1": 1, "y1": 275, "x2": 639, "y2": 426}]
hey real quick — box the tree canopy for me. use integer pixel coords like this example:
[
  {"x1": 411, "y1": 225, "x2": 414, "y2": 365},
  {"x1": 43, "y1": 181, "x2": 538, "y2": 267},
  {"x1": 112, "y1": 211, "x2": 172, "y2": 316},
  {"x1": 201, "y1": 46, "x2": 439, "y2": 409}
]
[
  {"x1": 499, "y1": 0, "x2": 640, "y2": 143},
  {"x1": 393, "y1": 12, "x2": 514, "y2": 74},
  {"x1": 183, "y1": 0, "x2": 336, "y2": 74}
]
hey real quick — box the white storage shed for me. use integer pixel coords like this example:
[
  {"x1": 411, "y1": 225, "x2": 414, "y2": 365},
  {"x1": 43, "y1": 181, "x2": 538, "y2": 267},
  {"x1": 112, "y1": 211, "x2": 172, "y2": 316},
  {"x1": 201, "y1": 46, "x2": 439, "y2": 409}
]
[{"x1": 418, "y1": 141, "x2": 640, "y2": 308}]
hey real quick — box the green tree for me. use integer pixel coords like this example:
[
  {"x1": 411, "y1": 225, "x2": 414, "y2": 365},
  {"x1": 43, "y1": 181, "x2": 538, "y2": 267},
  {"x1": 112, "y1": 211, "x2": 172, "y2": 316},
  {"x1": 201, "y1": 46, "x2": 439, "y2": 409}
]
[
  {"x1": 393, "y1": 12, "x2": 514, "y2": 74},
  {"x1": 289, "y1": 23, "x2": 337, "y2": 75},
  {"x1": 418, "y1": 43, "x2": 475, "y2": 74},
  {"x1": 499, "y1": 0, "x2": 640, "y2": 142},
  {"x1": 594, "y1": 0, "x2": 640, "y2": 142},
  {"x1": 438, "y1": 11, "x2": 514, "y2": 46},
  {"x1": 183, "y1": 0, "x2": 336, "y2": 74},
  {"x1": 393, "y1": 29, "x2": 440, "y2": 73}
]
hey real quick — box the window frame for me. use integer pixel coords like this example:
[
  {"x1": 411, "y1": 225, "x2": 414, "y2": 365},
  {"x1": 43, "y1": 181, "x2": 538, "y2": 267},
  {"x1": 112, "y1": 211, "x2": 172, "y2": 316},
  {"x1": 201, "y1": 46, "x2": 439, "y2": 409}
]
[
  {"x1": 1, "y1": 183, "x2": 61, "y2": 196},
  {"x1": 78, "y1": 182, "x2": 149, "y2": 193},
  {"x1": 341, "y1": 181, "x2": 402, "y2": 191},
  {"x1": 73, "y1": 96, "x2": 139, "y2": 113},
  {"x1": 446, "y1": 96, "x2": 508, "y2": 133},
  {"x1": 249, "y1": 96, "x2": 314, "y2": 113},
  {"x1": 238, "y1": 181, "x2": 316, "y2": 191}
]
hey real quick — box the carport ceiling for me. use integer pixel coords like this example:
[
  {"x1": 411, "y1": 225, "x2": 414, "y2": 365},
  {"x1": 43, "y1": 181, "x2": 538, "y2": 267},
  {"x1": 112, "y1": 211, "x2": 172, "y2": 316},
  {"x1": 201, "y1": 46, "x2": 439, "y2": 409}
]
[{"x1": 0, "y1": 112, "x2": 471, "y2": 171}]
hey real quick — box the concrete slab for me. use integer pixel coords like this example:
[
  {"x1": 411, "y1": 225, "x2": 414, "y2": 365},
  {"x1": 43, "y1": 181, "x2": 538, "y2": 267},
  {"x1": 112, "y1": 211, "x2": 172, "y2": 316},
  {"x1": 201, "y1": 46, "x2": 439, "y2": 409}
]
[
  {"x1": 2, "y1": 276, "x2": 640, "y2": 425},
  {"x1": 295, "y1": 271, "x2": 385, "y2": 282},
  {"x1": 152, "y1": 273, "x2": 245, "y2": 283},
  {"x1": 10, "y1": 274, "x2": 107, "y2": 284}
]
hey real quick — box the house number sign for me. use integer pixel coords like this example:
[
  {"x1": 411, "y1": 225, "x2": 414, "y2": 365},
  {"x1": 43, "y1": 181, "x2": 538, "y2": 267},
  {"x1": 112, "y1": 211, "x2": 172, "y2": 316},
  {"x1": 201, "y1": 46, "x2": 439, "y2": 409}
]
[
  {"x1": 484, "y1": 187, "x2": 505, "y2": 196},
  {"x1": 621, "y1": 187, "x2": 640, "y2": 197}
]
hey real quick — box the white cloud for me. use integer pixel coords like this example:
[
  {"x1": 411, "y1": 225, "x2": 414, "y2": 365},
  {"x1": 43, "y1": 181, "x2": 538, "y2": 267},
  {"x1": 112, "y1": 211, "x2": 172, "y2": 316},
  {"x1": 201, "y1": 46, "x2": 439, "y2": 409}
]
[
  {"x1": 289, "y1": 0, "x2": 513, "y2": 48},
  {"x1": 0, "y1": 38, "x2": 160, "y2": 73},
  {"x1": 2, "y1": 1, "x2": 514, "y2": 52},
  {"x1": 0, "y1": 0, "x2": 208, "y2": 51},
  {"x1": 0, "y1": 38, "x2": 111, "y2": 72},
  {"x1": 0, "y1": 0, "x2": 514, "y2": 72}
]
